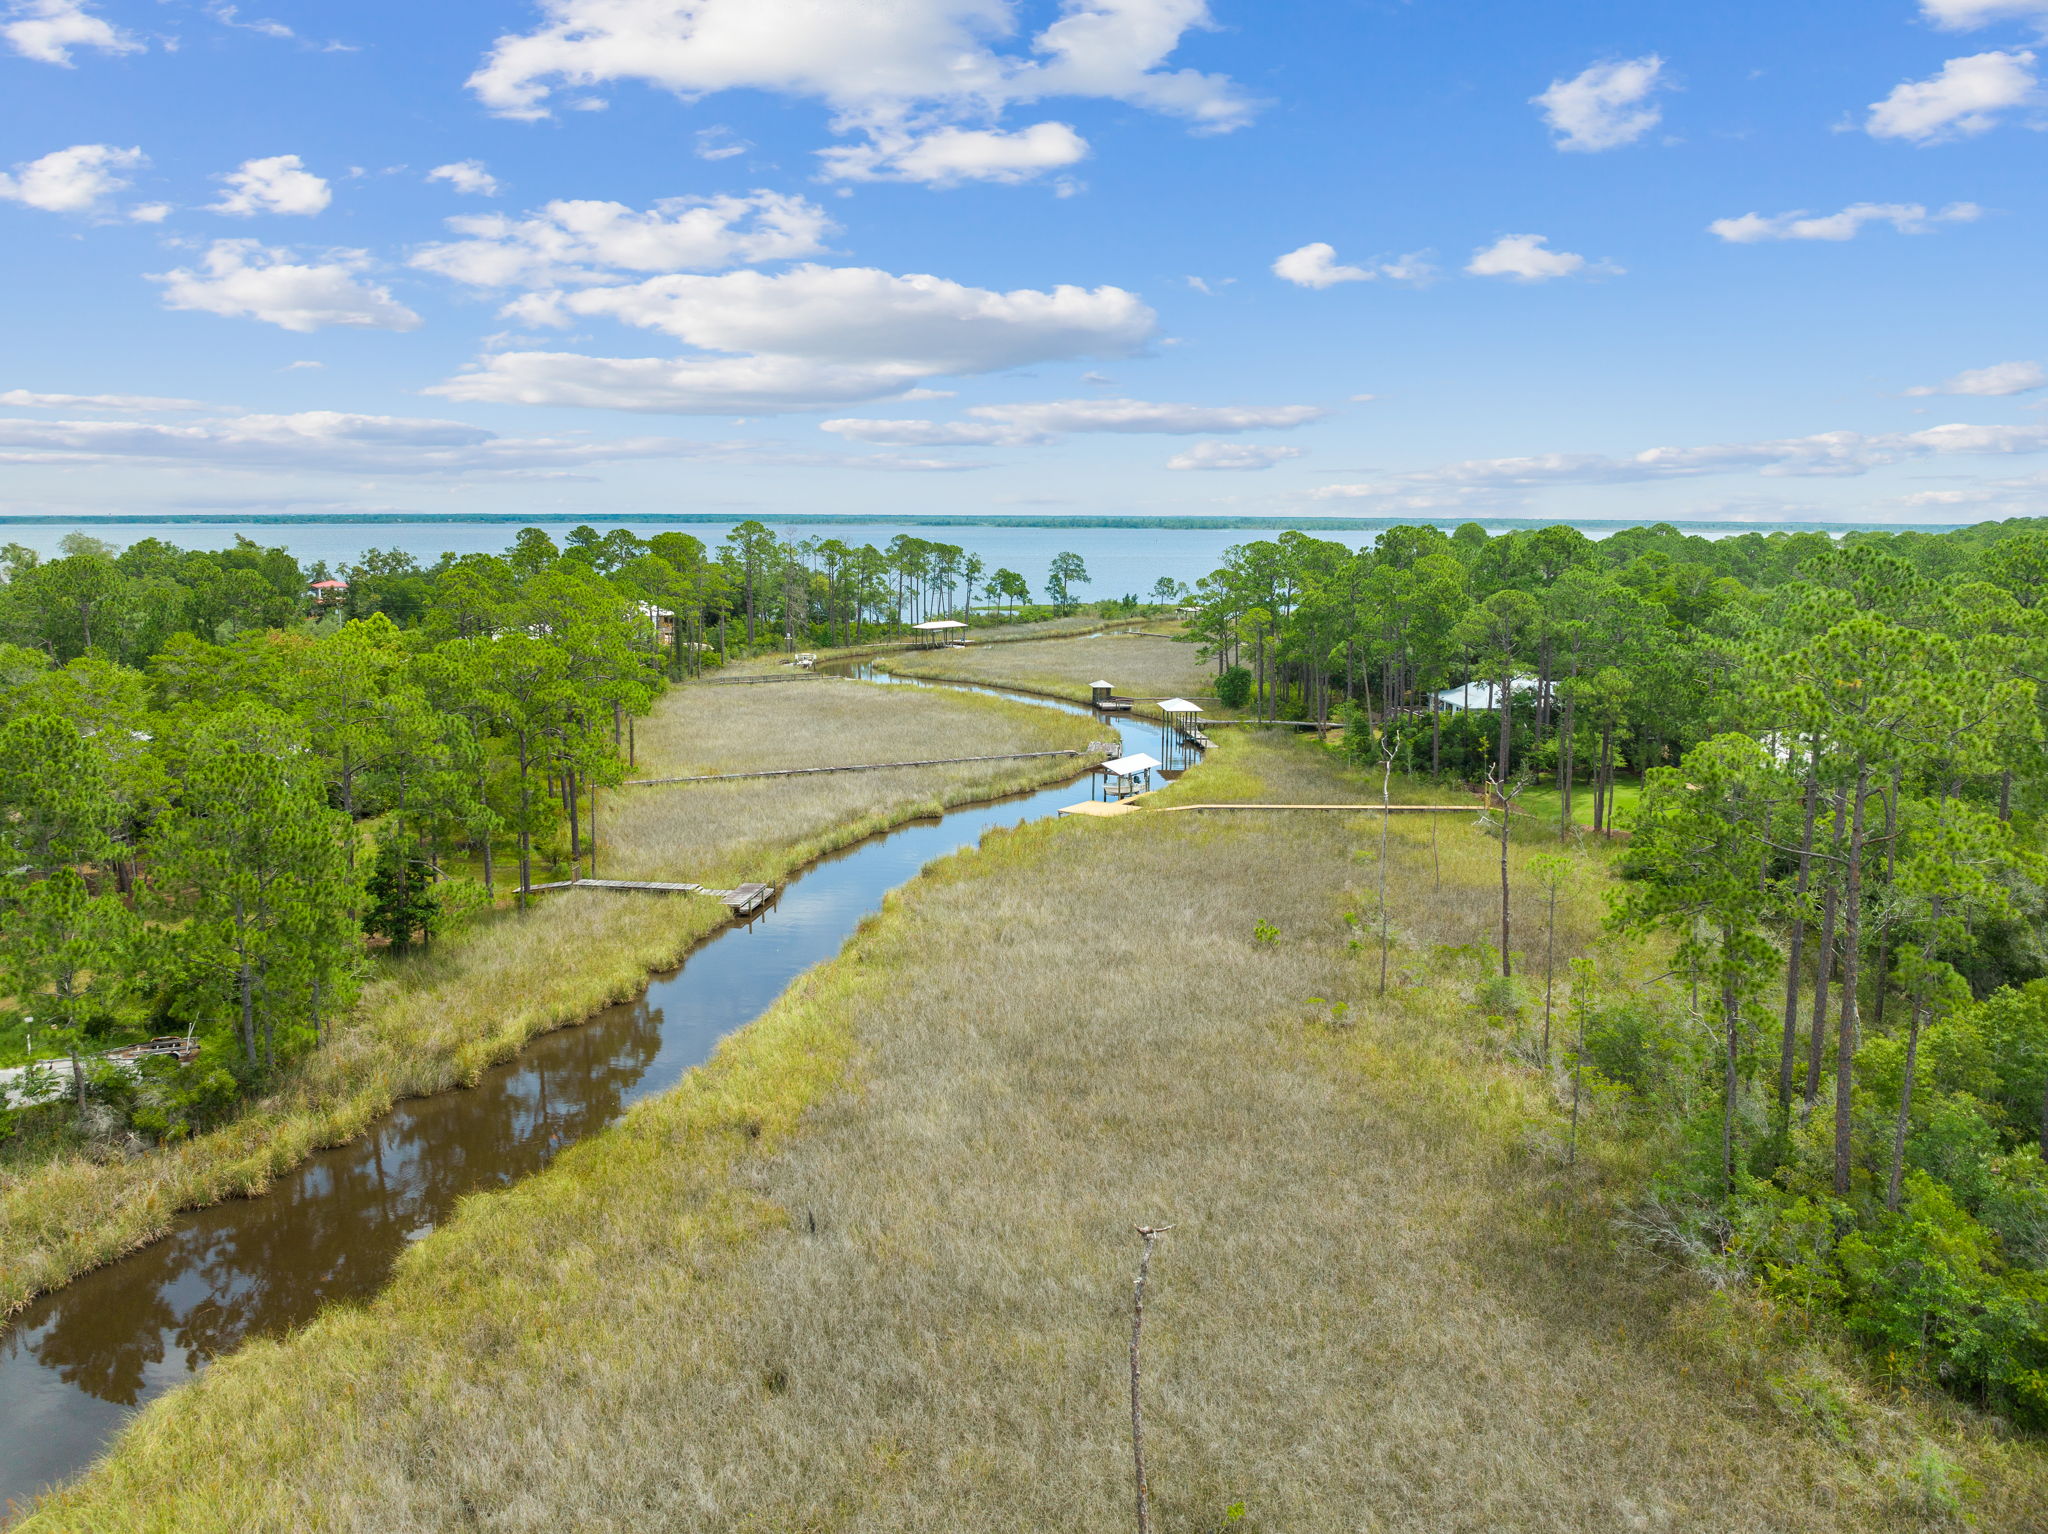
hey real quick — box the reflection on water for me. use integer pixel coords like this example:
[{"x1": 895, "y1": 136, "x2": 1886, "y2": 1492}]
[
  {"x1": 1, "y1": 995, "x2": 666, "y2": 1507},
  {"x1": 0, "y1": 679, "x2": 1168, "y2": 1515}
]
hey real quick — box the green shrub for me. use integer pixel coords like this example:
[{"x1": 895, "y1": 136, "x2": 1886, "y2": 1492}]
[
  {"x1": 1214, "y1": 665, "x2": 1253, "y2": 710},
  {"x1": 1582, "y1": 996, "x2": 1696, "y2": 1099},
  {"x1": 1982, "y1": 1150, "x2": 2048, "y2": 1268},
  {"x1": 364, "y1": 834, "x2": 441, "y2": 951},
  {"x1": 1907, "y1": 1094, "x2": 2003, "y2": 1212}
]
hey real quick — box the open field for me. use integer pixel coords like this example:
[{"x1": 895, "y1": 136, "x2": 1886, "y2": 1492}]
[
  {"x1": 0, "y1": 680, "x2": 1097, "y2": 1318},
  {"x1": 32, "y1": 733, "x2": 2045, "y2": 1531},
  {"x1": 887, "y1": 628, "x2": 1220, "y2": 715}
]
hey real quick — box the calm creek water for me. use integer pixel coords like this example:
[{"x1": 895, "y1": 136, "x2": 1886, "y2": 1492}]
[{"x1": 0, "y1": 662, "x2": 1188, "y2": 1516}]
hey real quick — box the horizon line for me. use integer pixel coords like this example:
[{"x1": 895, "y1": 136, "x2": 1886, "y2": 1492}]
[{"x1": 0, "y1": 512, "x2": 1982, "y2": 534}]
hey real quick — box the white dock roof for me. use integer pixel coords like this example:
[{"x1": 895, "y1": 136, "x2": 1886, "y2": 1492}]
[
  {"x1": 1101, "y1": 752, "x2": 1162, "y2": 776},
  {"x1": 911, "y1": 619, "x2": 968, "y2": 631},
  {"x1": 1157, "y1": 697, "x2": 1203, "y2": 714}
]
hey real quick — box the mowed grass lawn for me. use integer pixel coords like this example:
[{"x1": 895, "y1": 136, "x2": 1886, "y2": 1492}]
[
  {"x1": 33, "y1": 734, "x2": 2047, "y2": 1531},
  {"x1": 888, "y1": 629, "x2": 1222, "y2": 715},
  {"x1": 1515, "y1": 777, "x2": 1643, "y2": 832},
  {"x1": 1, "y1": 679, "x2": 1096, "y2": 1317}
]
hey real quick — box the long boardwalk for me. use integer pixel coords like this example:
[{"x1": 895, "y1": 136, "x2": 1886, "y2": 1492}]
[
  {"x1": 525, "y1": 879, "x2": 776, "y2": 916},
  {"x1": 1156, "y1": 802, "x2": 1480, "y2": 813},
  {"x1": 624, "y1": 748, "x2": 1092, "y2": 787}
]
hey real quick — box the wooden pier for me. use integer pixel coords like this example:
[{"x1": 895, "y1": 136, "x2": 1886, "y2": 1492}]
[{"x1": 527, "y1": 878, "x2": 776, "y2": 915}]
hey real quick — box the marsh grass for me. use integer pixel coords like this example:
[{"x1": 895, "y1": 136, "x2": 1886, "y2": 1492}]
[
  {"x1": 887, "y1": 630, "x2": 1220, "y2": 715},
  {"x1": 32, "y1": 733, "x2": 2045, "y2": 1531},
  {"x1": 0, "y1": 680, "x2": 1094, "y2": 1317}
]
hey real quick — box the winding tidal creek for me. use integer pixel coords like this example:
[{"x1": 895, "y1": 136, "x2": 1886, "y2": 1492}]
[{"x1": 0, "y1": 669, "x2": 1187, "y2": 1515}]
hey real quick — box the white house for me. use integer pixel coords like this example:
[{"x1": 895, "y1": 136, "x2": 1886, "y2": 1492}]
[{"x1": 1431, "y1": 677, "x2": 1541, "y2": 714}]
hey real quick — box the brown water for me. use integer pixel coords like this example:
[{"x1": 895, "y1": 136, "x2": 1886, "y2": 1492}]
[{"x1": 0, "y1": 679, "x2": 1175, "y2": 1516}]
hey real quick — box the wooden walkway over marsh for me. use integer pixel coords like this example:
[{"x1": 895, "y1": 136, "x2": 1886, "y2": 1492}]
[
  {"x1": 1060, "y1": 800, "x2": 1481, "y2": 819},
  {"x1": 527, "y1": 879, "x2": 776, "y2": 915},
  {"x1": 624, "y1": 748, "x2": 1094, "y2": 787}
]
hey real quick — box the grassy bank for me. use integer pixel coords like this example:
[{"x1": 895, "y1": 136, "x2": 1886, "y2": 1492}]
[
  {"x1": 887, "y1": 628, "x2": 1219, "y2": 716},
  {"x1": 32, "y1": 733, "x2": 2045, "y2": 1530},
  {"x1": 0, "y1": 679, "x2": 1097, "y2": 1318}
]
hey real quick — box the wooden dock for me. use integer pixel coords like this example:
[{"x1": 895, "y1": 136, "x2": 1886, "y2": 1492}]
[
  {"x1": 722, "y1": 883, "x2": 775, "y2": 915},
  {"x1": 526, "y1": 878, "x2": 776, "y2": 915},
  {"x1": 1059, "y1": 800, "x2": 1141, "y2": 818}
]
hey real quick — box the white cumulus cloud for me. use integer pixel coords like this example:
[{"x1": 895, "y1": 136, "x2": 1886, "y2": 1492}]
[
  {"x1": 208, "y1": 154, "x2": 332, "y2": 217},
  {"x1": 1271, "y1": 242, "x2": 1434, "y2": 288},
  {"x1": 1920, "y1": 0, "x2": 2048, "y2": 29},
  {"x1": 426, "y1": 160, "x2": 501, "y2": 196},
  {"x1": 0, "y1": 408, "x2": 977, "y2": 476},
  {"x1": 411, "y1": 191, "x2": 832, "y2": 287},
  {"x1": 1905, "y1": 360, "x2": 2047, "y2": 396},
  {"x1": 505, "y1": 264, "x2": 1155, "y2": 373},
  {"x1": 819, "y1": 121, "x2": 1089, "y2": 185},
  {"x1": 1167, "y1": 441, "x2": 1306, "y2": 470},
  {"x1": 469, "y1": 0, "x2": 1251, "y2": 123},
  {"x1": 821, "y1": 417, "x2": 1031, "y2": 446},
  {"x1": 428, "y1": 353, "x2": 934, "y2": 415},
  {"x1": 0, "y1": 410, "x2": 651, "y2": 475},
  {"x1": 1709, "y1": 200, "x2": 1982, "y2": 242},
  {"x1": 982, "y1": 397, "x2": 1322, "y2": 434},
  {"x1": 0, "y1": 143, "x2": 144, "y2": 214},
  {"x1": 1867, "y1": 50, "x2": 2038, "y2": 142},
  {"x1": 466, "y1": 0, "x2": 1252, "y2": 185},
  {"x1": 823, "y1": 397, "x2": 1324, "y2": 445},
  {"x1": 206, "y1": 3, "x2": 293, "y2": 38},
  {"x1": 1466, "y1": 233, "x2": 1603, "y2": 281},
  {"x1": 150, "y1": 240, "x2": 422, "y2": 333},
  {"x1": 694, "y1": 126, "x2": 750, "y2": 160},
  {"x1": 0, "y1": 389, "x2": 207, "y2": 411},
  {"x1": 433, "y1": 266, "x2": 1155, "y2": 415},
  {"x1": 1273, "y1": 242, "x2": 1370, "y2": 288},
  {"x1": 1532, "y1": 55, "x2": 1667, "y2": 152},
  {"x1": 3, "y1": 0, "x2": 139, "y2": 64}
]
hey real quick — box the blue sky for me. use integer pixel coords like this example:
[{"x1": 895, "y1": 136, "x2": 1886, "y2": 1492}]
[{"x1": 2, "y1": 0, "x2": 2045, "y2": 526}]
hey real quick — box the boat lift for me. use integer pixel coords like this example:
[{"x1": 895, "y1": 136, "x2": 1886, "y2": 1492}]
[{"x1": 1095, "y1": 751, "x2": 1162, "y2": 802}]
